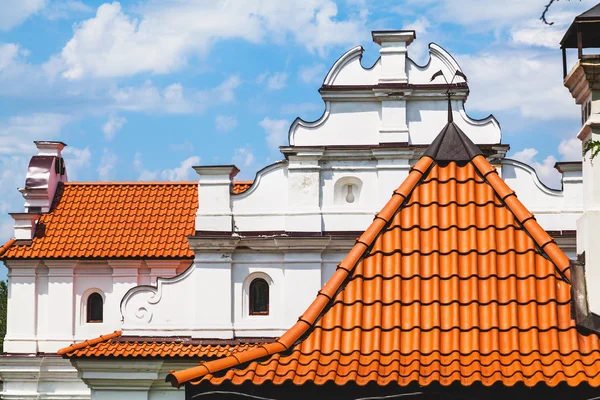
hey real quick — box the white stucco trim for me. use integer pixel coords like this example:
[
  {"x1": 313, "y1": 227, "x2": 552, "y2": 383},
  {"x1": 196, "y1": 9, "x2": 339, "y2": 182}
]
[
  {"x1": 323, "y1": 45, "x2": 365, "y2": 86},
  {"x1": 231, "y1": 161, "x2": 287, "y2": 200},
  {"x1": 502, "y1": 159, "x2": 562, "y2": 197},
  {"x1": 288, "y1": 102, "x2": 331, "y2": 146},
  {"x1": 120, "y1": 265, "x2": 194, "y2": 325}
]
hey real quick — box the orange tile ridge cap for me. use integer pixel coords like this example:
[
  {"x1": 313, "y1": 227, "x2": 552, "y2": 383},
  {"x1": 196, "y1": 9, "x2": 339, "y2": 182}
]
[
  {"x1": 165, "y1": 156, "x2": 435, "y2": 388},
  {"x1": 57, "y1": 330, "x2": 122, "y2": 355},
  {"x1": 471, "y1": 155, "x2": 571, "y2": 281},
  {"x1": 64, "y1": 181, "x2": 197, "y2": 186},
  {"x1": 0, "y1": 238, "x2": 16, "y2": 258}
]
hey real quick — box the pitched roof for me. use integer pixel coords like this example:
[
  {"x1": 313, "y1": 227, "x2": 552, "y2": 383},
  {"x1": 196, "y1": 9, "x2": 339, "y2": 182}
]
[
  {"x1": 3, "y1": 182, "x2": 198, "y2": 259},
  {"x1": 233, "y1": 181, "x2": 253, "y2": 194},
  {"x1": 167, "y1": 124, "x2": 600, "y2": 388},
  {"x1": 1, "y1": 180, "x2": 253, "y2": 260},
  {"x1": 57, "y1": 331, "x2": 263, "y2": 358}
]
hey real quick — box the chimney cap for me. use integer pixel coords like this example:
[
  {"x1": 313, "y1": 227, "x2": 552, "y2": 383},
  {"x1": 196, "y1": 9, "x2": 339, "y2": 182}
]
[
  {"x1": 193, "y1": 165, "x2": 240, "y2": 179},
  {"x1": 9, "y1": 212, "x2": 42, "y2": 221},
  {"x1": 34, "y1": 141, "x2": 67, "y2": 157},
  {"x1": 372, "y1": 30, "x2": 416, "y2": 46},
  {"x1": 34, "y1": 140, "x2": 67, "y2": 148}
]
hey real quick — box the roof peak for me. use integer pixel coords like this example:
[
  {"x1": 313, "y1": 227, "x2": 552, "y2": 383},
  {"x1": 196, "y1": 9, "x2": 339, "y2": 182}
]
[{"x1": 423, "y1": 121, "x2": 483, "y2": 162}]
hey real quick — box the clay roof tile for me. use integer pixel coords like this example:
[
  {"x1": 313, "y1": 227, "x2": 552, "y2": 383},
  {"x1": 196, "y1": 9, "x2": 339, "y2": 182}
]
[{"x1": 165, "y1": 122, "x2": 600, "y2": 389}]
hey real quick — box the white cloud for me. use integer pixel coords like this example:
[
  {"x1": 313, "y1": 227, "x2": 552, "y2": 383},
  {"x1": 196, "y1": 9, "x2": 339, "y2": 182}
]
[
  {"x1": 133, "y1": 152, "x2": 158, "y2": 181},
  {"x1": 0, "y1": 44, "x2": 21, "y2": 71},
  {"x1": 402, "y1": 17, "x2": 430, "y2": 62},
  {"x1": 511, "y1": 138, "x2": 582, "y2": 188},
  {"x1": 256, "y1": 72, "x2": 269, "y2": 84},
  {"x1": 0, "y1": 113, "x2": 72, "y2": 154},
  {"x1": 458, "y1": 50, "x2": 578, "y2": 120},
  {"x1": 62, "y1": 146, "x2": 91, "y2": 180},
  {"x1": 512, "y1": 147, "x2": 559, "y2": 188},
  {"x1": 259, "y1": 117, "x2": 288, "y2": 152},
  {"x1": 55, "y1": 1, "x2": 366, "y2": 79},
  {"x1": 0, "y1": 0, "x2": 47, "y2": 31},
  {"x1": 101, "y1": 114, "x2": 126, "y2": 140},
  {"x1": 428, "y1": 0, "x2": 588, "y2": 31},
  {"x1": 97, "y1": 149, "x2": 117, "y2": 180},
  {"x1": 233, "y1": 145, "x2": 255, "y2": 168},
  {"x1": 267, "y1": 72, "x2": 288, "y2": 90},
  {"x1": 299, "y1": 64, "x2": 325, "y2": 84},
  {"x1": 112, "y1": 75, "x2": 240, "y2": 114},
  {"x1": 215, "y1": 115, "x2": 238, "y2": 133},
  {"x1": 558, "y1": 137, "x2": 581, "y2": 161},
  {"x1": 160, "y1": 156, "x2": 200, "y2": 181},
  {"x1": 134, "y1": 153, "x2": 200, "y2": 181},
  {"x1": 42, "y1": 0, "x2": 93, "y2": 20}
]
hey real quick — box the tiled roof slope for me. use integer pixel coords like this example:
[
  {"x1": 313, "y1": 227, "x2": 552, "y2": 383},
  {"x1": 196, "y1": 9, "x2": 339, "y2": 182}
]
[
  {"x1": 58, "y1": 331, "x2": 261, "y2": 358},
  {"x1": 233, "y1": 181, "x2": 253, "y2": 194},
  {"x1": 3, "y1": 182, "x2": 198, "y2": 259},
  {"x1": 168, "y1": 126, "x2": 600, "y2": 388}
]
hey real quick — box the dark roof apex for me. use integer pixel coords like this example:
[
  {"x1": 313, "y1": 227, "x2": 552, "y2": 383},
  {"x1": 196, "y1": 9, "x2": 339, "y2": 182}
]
[{"x1": 423, "y1": 121, "x2": 483, "y2": 162}]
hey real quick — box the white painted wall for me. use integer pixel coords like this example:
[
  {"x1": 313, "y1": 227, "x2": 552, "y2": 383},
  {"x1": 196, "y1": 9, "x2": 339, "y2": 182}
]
[{"x1": 3, "y1": 260, "x2": 190, "y2": 355}]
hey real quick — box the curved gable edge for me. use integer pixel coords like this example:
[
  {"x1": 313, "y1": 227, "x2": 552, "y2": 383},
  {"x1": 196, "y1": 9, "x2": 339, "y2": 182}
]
[
  {"x1": 231, "y1": 161, "x2": 288, "y2": 200},
  {"x1": 501, "y1": 158, "x2": 563, "y2": 196},
  {"x1": 407, "y1": 42, "x2": 465, "y2": 84},
  {"x1": 120, "y1": 263, "x2": 195, "y2": 326},
  {"x1": 322, "y1": 45, "x2": 374, "y2": 86}
]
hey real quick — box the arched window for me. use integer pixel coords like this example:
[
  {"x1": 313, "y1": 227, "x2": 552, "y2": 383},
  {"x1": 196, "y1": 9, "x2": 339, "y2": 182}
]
[
  {"x1": 249, "y1": 278, "x2": 269, "y2": 315},
  {"x1": 87, "y1": 292, "x2": 104, "y2": 323}
]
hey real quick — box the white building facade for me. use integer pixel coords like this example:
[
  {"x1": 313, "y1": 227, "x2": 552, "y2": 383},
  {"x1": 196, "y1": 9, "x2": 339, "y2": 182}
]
[{"x1": 0, "y1": 30, "x2": 584, "y2": 399}]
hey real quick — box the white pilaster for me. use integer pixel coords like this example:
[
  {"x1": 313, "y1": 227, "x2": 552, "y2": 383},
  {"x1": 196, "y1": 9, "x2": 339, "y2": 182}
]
[
  {"x1": 9, "y1": 213, "x2": 41, "y2": 240},
  {"x1": 372, "y1": 30, "x2": 415, "y2": 84},
  {"x1": 286, "y1": 152, "x2": 322, "y2": 232},
  {"x1": 278, "y1": 238, "x2": 329, "y2": 327},
  {"x1": 377, "y1": 96, "x2": 409, "y2": 143},
  {"x1": 41, "y1": 260, "x2": 76, "y2": 352},
  {"x1": 194, "y1": 165, "x2": 239, "y2": 232},
  {"x1": 4, "y1": 261, "x2": 39, "y2": 354},
  {"x1": 109, "y1": 260, "x2": 142, "y2": 321},
  {"x1": 190, "y1": 237, "x2": 238, "y2": 338}
]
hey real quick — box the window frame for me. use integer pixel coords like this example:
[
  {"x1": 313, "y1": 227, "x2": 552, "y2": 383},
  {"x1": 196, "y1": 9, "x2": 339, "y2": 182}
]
[
  {"x1": 86, "y1": 292, "x2": 104, "y2": 323},
  {"x1": 249, "y1": 278, "x2": 270, "y2": 316}
]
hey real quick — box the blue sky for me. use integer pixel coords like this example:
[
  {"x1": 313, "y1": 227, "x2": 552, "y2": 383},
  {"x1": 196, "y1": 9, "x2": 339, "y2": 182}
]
[{"x1": 0, "y1": 0, "x2": 592, "y2": 256}]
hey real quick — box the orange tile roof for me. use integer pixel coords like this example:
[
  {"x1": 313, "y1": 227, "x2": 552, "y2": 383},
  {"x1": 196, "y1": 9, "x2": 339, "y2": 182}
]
[
  {"x1": 167, "y1": 123, "x2": 600, "y2": 388},
  {"x1": 233, "y1": 181, "x2": 253, "y2": 194},
  {"x1": 3, "y1": 182, "x2": 198, "y2": 259},
  {"x1": 58, "y1": 331, "x2": 263, "y2": 358}
]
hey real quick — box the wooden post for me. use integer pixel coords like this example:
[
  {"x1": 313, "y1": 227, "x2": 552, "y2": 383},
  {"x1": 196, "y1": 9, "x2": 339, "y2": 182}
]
[
  {"x1": 562, "y1": 47, "x2": 567, "y2": 78},
  {"x1": 577, "y1": 27, "x2": 583, "y2": 59}
]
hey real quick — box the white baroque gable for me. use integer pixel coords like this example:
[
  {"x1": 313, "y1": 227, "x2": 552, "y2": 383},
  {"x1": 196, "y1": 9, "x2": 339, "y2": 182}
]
[{"x1": 290, "y1": 38, "x2": 501, "y2": 147}]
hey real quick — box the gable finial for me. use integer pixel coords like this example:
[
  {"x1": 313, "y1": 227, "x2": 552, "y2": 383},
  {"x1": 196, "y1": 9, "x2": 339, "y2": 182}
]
[
  {"x1": 447, "y1": 92, "x2": 453, "y2": 123},
  {"x1": 430, "y1": 69, "x2": 467, "y2": 124}
]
